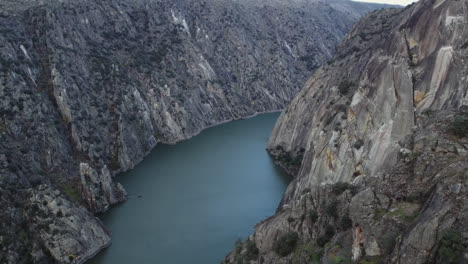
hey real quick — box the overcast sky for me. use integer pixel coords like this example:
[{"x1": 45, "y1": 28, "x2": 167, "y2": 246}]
[{"x1": 352, "y1": 0, "x2": 418, "y2": 6}]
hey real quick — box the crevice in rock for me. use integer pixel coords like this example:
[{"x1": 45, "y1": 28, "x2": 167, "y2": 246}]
[
  {"x1": 23, "y1": 8, "x2": 92, "y2": 167},
  {"x1": 403, "y1": 30, "x2": 418, "y2": 126}
]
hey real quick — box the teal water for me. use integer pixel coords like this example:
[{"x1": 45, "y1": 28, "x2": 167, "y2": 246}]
[{"x1": 91, "y1": 113, "x2": 289, "y2": 264}]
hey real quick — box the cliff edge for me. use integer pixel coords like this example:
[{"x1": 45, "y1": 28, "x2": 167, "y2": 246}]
[{"x1": 225, "y1": 0, "x2": 468, "y2": 263}]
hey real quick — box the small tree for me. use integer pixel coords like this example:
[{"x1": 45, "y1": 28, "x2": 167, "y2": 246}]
[
  {"x1": 273, "y1": 232, "x2": 300, "y2": 257},
  {"x1": 325, "y1": 225, "x2": 335, "y2": 238},
  {"x1": 340, "y1": 215, "x2": 352, "y2": 230},
  {"x1": 437, "y1": 231, "x2": 465, "y2": 263},
  {"x1": 452, "y1": 115, "x2": 468, "y2": 137},
  {"x1": 353, "y1": 139, "x2": 364, "y2": 149},
  {"x1": 309, "y1": 210, "x2": 319, "y2": 223},
  {"x1": 245, "y1": 240, "x2": 259, "y2": 260},
  {"x1": 337, "y1": 80, "x2": 355, "y2": 95},
  {"x1": 332, "y1": 182, "x2": 350, "y2": 195},
  {"x1": 317, "y1": 225, "x2": 335, "y2": 247},
  {"x1": 326, "y1": 200, "x2": 339, "y2": 218}
]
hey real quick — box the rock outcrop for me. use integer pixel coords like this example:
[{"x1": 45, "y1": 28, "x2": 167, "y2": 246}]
[
  {"x1": 224, "y1": 0, "x2": 468, "y2": 263},
  {"x1": 0, "y1": 0, "x2": 385, "y2": 262},
  {"x1": 79, "y1": 163, "x2": 127, "y2": 213},
  {"x1": 0, "y1": 185, "x2": 111, "y2": 264}
]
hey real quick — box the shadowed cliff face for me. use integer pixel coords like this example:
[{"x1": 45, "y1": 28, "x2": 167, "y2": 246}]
[
  {"x1": 224, "y1": 0, "x2": 468, "y2": 263},
  {"x1": 0, "y1": 0, "x2": 385, "y2": 263}
]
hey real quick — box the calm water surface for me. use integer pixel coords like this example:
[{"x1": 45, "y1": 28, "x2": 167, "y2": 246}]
[{"x1": 91, "y1": 113, "x2": 289, "y2": 264}]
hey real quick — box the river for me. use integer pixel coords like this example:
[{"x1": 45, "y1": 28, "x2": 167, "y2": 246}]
[{"x1": 90, "y1": 113, "x2": 289, "y2": 264}]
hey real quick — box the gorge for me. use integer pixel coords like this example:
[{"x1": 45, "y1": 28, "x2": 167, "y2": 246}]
[
  {"x1": 90, "y1": 113, "x2": 289, "y2": 264},
  {"x1": 225, "y1": 0, "x2": 468, "y2": 263},
  {"x1": 0, "y1": 0, "x2": 388, "y2": 263},
  {"x1": 2, "y1": 0, "x2": 467, "y2": 263}
]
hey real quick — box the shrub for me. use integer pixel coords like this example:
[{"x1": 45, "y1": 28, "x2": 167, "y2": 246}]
[
  {"x1": 245, "y1": 240, "x2": 259, "y2": 260},
  {"x1": 311, "y1": 250, "x2": 323, "y2": 264},
  {"x1": 326, "y1": 200, "x2": 338, "y2": 218},
  {"x1": 273, "y1": 232, "x2": 299, "y2": 257},
  {"x1": 234, "y1": 239, "x2": 242, "y2": 254},
  {"x1": 325, "y1": 225, "x2": 335, "y2": 238},
  {"x1": 353, "y1": 139, "x2": 364, "y2": 149},
  {"x1": 309, "y1": 210, "x2": 319, "y2": 223},
  {"x1": 31, "y1": 203, "x2": 39, "y2": 212},
  {"x1": 451, "y1": 115, "x2": 468, "y2": 137},
  {"x1": 381, "y1": 232, "x2": 397, "y2": 255},
  {"x1": 317, "y1": 236, "x2": 328, "y2": 247},
  {"x1": 232, "y1": 240, "x2": 258, "y2": 262},
  {"x1": 330, "y1": 255, "x2": 352, "y2": 264},
  {"x1": 340, "y1": 215, "x2": 352, "y2": 230},
  {"x1": 317, "y1": 225, "x2": 335, "y2": 247},
  {"x1": 291, "y1": 243, "x2": 322, "y2": 264},
  {"x1": 56, "y1": 210, "x2": 63, "y2": 218},
  {"x1": 436, "y1": 231, "x2": 464, "y2": 263},
  {"x1": 62, "y1": 184, "x2": 81, "y2": 203},
  {"x1": 358, "y1": 256, "x2": 384, "y2": 264},
  {"x1": 337, "y1": 80, "x2": 355, "y2": 95},
  {"x1": 332, "y1": 182, "x2": 350, "y2": 195}
]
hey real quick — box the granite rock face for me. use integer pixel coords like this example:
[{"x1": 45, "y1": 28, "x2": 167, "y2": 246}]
[
  {"x1": 0, "y1": 185, "x2": 111, "y2": 264},
  {"x1": 0, "y1": 0, "x2": 383, "y2": 262},
  {"x1": 268, "y1": 0, "x2": 467, "y2": 193},
  {"x1": 226, "y1": 113, "x2": 468, "y2": 264},
  {"x1": 79, "y1": 163, "x2": 127, "y2": 213},
  {"x1": 224, "y1": 0, "x2": 468, "y2": 263}
]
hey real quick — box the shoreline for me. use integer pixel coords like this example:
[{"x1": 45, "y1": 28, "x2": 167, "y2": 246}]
[
  {"x1": 81, "y1": 239, "x2": 112, "y2": 264},
  {"x1": 111, "y1": 109, "x2": 284, "y2": 176},
  {"x1": 162, "y1": 109, "x2": 284, "y2": 145},
  {"x1": 87, "y1": 108, "x2": 286, "y2": 264}
]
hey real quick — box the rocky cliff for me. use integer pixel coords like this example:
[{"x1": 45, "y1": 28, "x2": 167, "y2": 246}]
[
  {"x1": 225, "y1": 0, "x2": 468, "y2": 263},
  {"x1": 0, "y1": 0, "x2": 383, "y2": 263}
]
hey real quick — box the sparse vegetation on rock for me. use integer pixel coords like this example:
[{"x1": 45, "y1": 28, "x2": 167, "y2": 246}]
[
  {"x1": 436, "y1": 231, "x2": 465, "y2": 264},
  {"x1": 273, "y1": 232, "x2": 299, "y2": 257},
  {"x1": 451, "y1": 114, "x2": 468, "y2": 137}
]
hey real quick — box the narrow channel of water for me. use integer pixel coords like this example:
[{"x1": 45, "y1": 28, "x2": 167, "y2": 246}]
[{"x1": 90, "y1": 113, "x2": 289, "y2": 264}]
